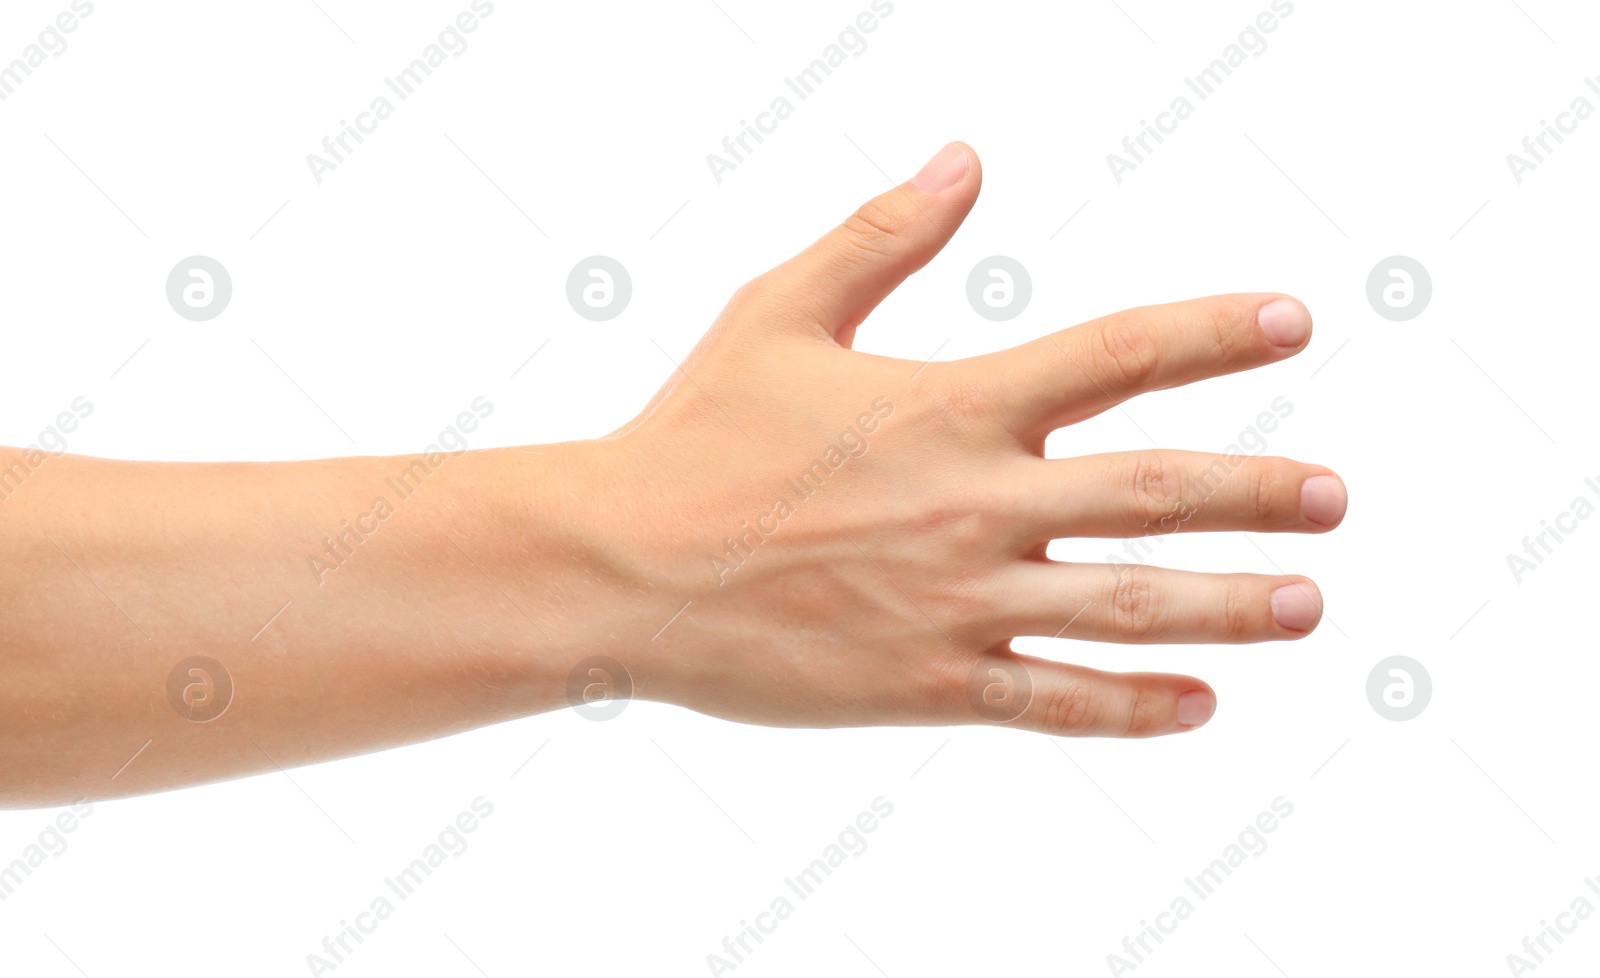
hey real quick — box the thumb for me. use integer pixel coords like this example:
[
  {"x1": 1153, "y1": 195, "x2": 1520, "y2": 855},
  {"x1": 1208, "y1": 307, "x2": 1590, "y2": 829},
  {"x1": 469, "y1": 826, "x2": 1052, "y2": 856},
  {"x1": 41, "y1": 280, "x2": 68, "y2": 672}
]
[{"x1": 775, "y1": 141, "x2": 981, "y2": 346}]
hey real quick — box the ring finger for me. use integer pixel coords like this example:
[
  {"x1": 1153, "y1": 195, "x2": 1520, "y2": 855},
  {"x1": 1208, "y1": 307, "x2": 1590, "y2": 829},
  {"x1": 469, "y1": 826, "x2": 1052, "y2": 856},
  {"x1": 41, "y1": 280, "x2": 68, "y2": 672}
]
[{"x1": 991, "y1": 560, "x2": 1324, "y2": 644}]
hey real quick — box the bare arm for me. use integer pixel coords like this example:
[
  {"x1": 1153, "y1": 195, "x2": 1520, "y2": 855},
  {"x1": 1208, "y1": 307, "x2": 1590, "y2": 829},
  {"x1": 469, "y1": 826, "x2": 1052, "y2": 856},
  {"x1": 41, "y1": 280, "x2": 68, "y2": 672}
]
[
  {"x1": 1, "y1": 143, "x2": 1344, "y2": 809},
  {"x1": 1, "y1": 443, "x2": 647, "y2": 806}
]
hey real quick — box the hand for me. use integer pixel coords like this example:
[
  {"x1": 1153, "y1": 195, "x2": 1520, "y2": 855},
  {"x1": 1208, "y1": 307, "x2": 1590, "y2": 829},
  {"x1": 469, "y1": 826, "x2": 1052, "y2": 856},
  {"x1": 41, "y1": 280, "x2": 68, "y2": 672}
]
[
  {"x1": 0, "y1": 142, "x2": 1346, "y2": 809},
  {"x1": 600, "y1": 142, "x2": 1346, "y2": 738}
]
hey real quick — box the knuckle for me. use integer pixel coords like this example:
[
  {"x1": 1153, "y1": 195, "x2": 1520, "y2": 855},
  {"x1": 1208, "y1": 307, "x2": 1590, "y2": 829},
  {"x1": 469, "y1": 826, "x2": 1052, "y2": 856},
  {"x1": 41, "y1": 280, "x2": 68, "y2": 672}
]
[
  {"x1": 727, "y1": 272, "x2": 826, "y2": 334},
  {"x1": 1092, "y1": 317, "x2": 1159, "y2": 392},
  {"x1": 731, "y1": 271, "x2": 774, "y2": 305},
  {"x1": 1040, "y1": 680, "x2": 1097, "y2": 735},
  {"x1": 1220, "y1": 578, "x2": 1257, "y2": 640},
  {"x1": 1124, "y1": 684, "x2": 1163, "y2": 737},
  {"x1": 1127, "y1": 452, "x2": 1186, "y2": 528},
  {"x1": 840, "y1": 200, "x2": 904, "y2": 259},
  {"x1": 1247, "y1": 460, "x2": 1290, "y2": 523},
  {"x1": 1111, "y1": 566, "x2": 1160, "y2": 641},
  {"x1": 725, "y1": 274, "x2": 776, "y2": 320}
]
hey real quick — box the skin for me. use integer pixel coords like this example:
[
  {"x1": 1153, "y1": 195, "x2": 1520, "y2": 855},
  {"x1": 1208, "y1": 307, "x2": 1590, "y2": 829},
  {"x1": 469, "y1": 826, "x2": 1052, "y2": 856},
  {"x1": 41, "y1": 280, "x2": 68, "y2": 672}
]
[{"x1": 0, "y1": 143, "x2": 1345, "y2": 810}]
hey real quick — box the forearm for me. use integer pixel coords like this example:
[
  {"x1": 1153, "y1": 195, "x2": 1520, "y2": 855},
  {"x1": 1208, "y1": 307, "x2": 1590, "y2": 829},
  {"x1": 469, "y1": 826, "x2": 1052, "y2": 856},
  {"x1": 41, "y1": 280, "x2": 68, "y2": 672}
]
[{"x1": 0, "y1": 441, "x2": 649, "y2": 808}]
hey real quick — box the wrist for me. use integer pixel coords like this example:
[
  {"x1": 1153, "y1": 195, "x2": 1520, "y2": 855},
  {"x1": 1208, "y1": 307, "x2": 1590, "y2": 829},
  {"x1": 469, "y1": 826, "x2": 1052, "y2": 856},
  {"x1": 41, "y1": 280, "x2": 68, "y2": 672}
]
[{"x1": 487, "y1": 436, "x2": 688, "y2": 711}]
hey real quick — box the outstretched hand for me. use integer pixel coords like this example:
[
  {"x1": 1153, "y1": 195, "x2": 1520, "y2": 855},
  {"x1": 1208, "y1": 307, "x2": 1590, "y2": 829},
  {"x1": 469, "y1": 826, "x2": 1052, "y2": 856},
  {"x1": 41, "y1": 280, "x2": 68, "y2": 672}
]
[
  {"x1": 603, "y1": 142, "x2": 1346, "y2": 738},
  {"x1": 0, "y1": 143, "x2": 1347, "y2": 809}
]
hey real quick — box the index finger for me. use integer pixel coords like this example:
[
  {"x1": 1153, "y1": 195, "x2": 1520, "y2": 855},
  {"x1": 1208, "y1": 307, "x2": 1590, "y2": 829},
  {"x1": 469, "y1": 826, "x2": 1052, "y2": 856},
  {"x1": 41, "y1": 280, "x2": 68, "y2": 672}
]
[{"x1": 987, "y1": 293, "x2": 1312, "y2": 439}]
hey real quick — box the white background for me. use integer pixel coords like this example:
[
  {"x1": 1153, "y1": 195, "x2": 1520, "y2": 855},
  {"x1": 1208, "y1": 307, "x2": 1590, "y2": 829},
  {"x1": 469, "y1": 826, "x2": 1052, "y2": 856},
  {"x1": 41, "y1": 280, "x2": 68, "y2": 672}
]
[{"x1": 2, "y1": 0, "x2": 1597, "y2": 975}]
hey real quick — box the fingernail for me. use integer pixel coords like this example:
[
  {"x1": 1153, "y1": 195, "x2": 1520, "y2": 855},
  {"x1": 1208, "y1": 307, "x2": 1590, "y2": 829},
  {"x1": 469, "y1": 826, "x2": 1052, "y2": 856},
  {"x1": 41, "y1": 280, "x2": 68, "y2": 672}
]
[
  {"x1": 1270, "y1": 583, "x2": 1322, "y2": 631},
  {"x1": 1258, "y1": 297, "x2": 1311, "y2": 348},
  {"x1": 1301, "y1": 475, "x2": 1347, "y2": 526},
  {"x1": 911, "y1": 142, "x2": 969, "y2": 195},
  {"x1": 1176, "y1": 690, "x2": 1216, "y2": 727}
]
